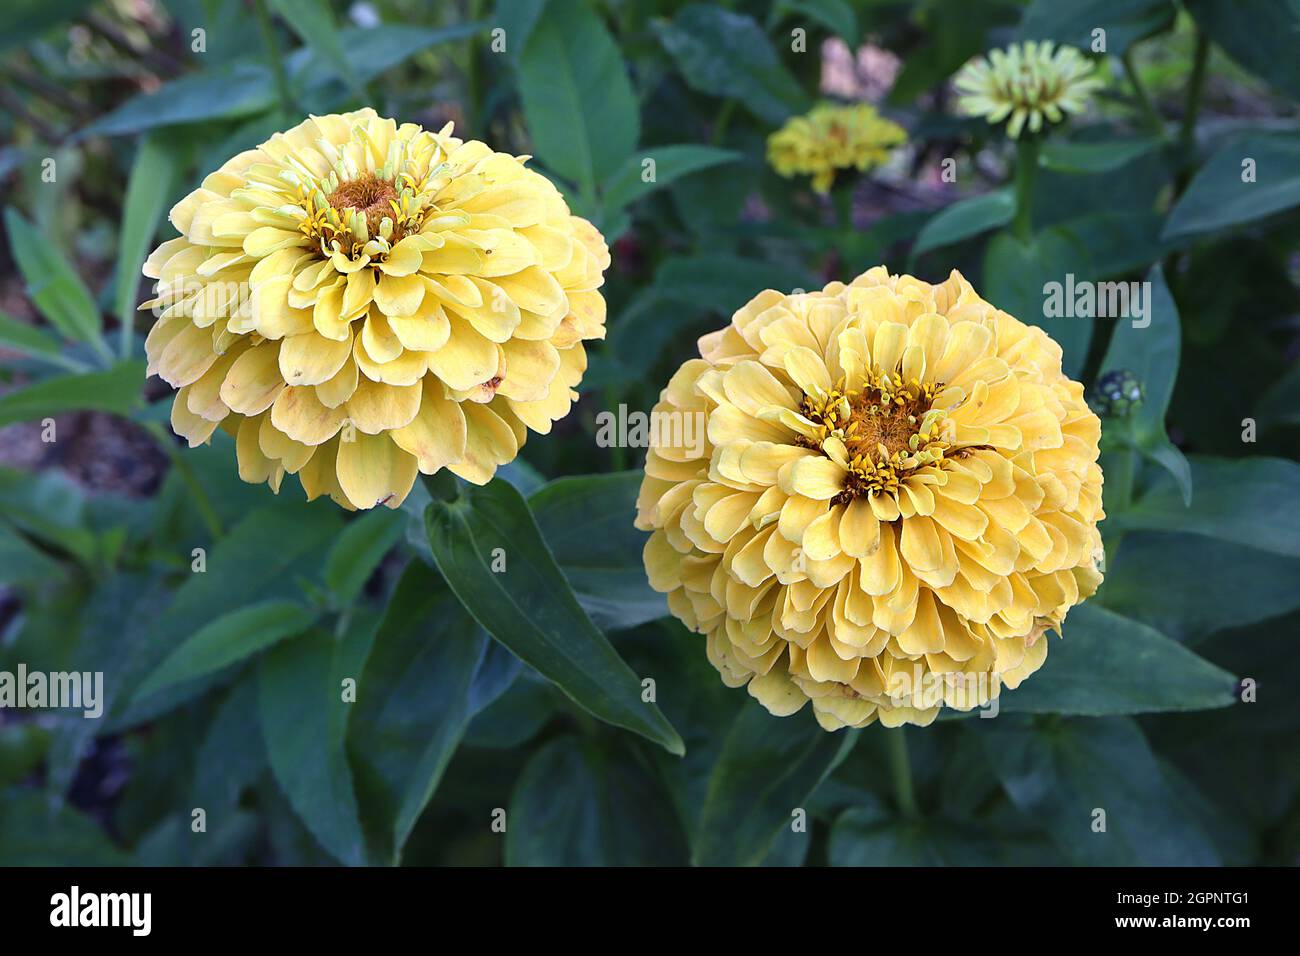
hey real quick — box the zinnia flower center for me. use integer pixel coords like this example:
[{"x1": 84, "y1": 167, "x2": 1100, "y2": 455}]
[
  {"x1": 801, "y1": 369, "x2": 951, "y2": 499},
  {"x1": 327, "y1": 173, "x2": 399, "y2": 231}
]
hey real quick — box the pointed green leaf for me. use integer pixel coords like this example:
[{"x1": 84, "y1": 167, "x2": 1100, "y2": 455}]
[
  {"x1": 516, "y1": 0, "x2": 638, "y2": 200},
  {"x1": 114, "y1": 134, "x2": 181, "y2": 352},
  {"x1": 134, "y1": 599, "x2": 316, "y2": 702},
  {"x1": 424, "y1": 479, "x2": 683, "y2": 755},
  {"x1": 350, "y1": 563, "x2": 489, "y2": 863},
  {"x1": 999, "y1": 602, "x2": 1238, "y2": 715},
  {"x1": 910, "y1": 189, "x2": 1014, "y2": 261},
  {"x1": 0, "y1": 360, "x2": 144, "y2": 427},
  {"x1": 260, "y1": 626, "x2": 369, "y2": 867},
  {"x1": 4, "y1": 207, "x2": 102, "y2": 346},
  {"x1": 980, "y1": 716, "x2": 1221, "y2": 865},
  {"x1": 1115, "y1": 454, "x2": 1300, "y2": 558},
  {"x1": 528, "y1": 471, "x2": 667, "y2": 631},
  {"x1": 694, "y1": 706, "x2": 855, "y2": 865},
  {"x1": 601, "y1": 145, "x2": 740, "y2": 216}
]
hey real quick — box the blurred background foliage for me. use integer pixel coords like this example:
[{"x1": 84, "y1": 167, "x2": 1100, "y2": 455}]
[{"x1": 0, "y1": 0, "x2": 1298, "y2": 866}]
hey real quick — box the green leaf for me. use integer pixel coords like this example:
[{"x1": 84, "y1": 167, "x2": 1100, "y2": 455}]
[
  {"x1": 506, "y1": 736, "x2": 690, "y2": 865},
  {"x1": 323, "y1": 508, "x2": 405, "y2": 606},
  {"x1": 1115, "y1": 455, "x2": 1300, "y2": 558},
  {"x1": 191, "y1": 677, "x2": 266, "y2": 814},
  {"x1": 983, "y1": 228, "x2": 1092, "y2": 378},
  {"x1": 1256, "y1": 360, "x2": 1300, "y2": 430},
  {"x1": 771, "y1": 0, "x2": 858, "y2": 43},
  {"x1": 979, "y1": 716, "x2": 1221, "y2": 865},
  {"x1": 1163, "y1": 131, "x2": 1300, "y2": 240},
  {"x1": 1186, "y1": 0, "x2": 1300, "y2": 100},
  {"x1": 608, "y1": 254, "x2": 817, "y2": 373},
  {"x1": 80, "y1": 61, "x2": 278, "y2": 137},
  {"x1": 830, "y1": 796, "x2": 995, "y2": 865},
  {"x1": 495, "y1": 0, "x2": 547, "y2": 62},
  {"x1": 654, "y1": 5, "x2": 811, "y2": 125},
  {"x1": 0, "y1": 791, "x2": 128, "y2": 865},
  {"x1": 529, "y1": 471, "x2": 667, "y2": 631},
  {"x1": 134, "y1": 599, "x2": 316, "y2": 702},
  {"x1": 694, "y1": 706, "x2": 856, "y2": 865},
  {"x1": 1098, "y1": 264, "x2": 1190, "y2": 502},
  {"x1": 114, "y1": 134, "x2": 182, "y2": 350},
  {"x1": 1039, "y1": 137, "x2": 1162, "y2": 174},
  {"x1": 268, "y1": 0, "x2": 359, "y2": 92},
  {"x1": 1017, "y1": 0, "x2": 1176, "y2": 55},
  {"x1": 260, "y1": 627, "x2": 369, "y2": 866},
  {"x1": 425, "y1": 479, "x2": 683, "y2": 754},
  {"x1": 0, "y1": 1, "x2": 95, "y2": 56},
  {"x1": 1051, "y1": 210, "x2": 1167, "y2": 278},
  {"x1": 0, "y1": 466, "x2": 97, "y2": 562},
  {"x1": 601, "y1": 145, "x2": 740, "y2": 216},
  {"x1": 290, "y1": 22, "x2": 488, "y2": 90},
  {"x1": 649, "y1": 254, "x2": 817, "y2": 314},
  {"x1": 998, "y1": 602, "x2": 1238, "y2": 715},
  {"x1": 0, "y1": 360, "x2": 144, "y2": 427},
  {"x1": 1100, "y1": 531, "x2": 1300, "y2": 642},
  {"x1": 350, "y1": 563, "x2": 489, "y2": 863},
  {"x1": 4, "y1": 207, "x2": 102, "y2": 346},
  {"x1": 116, "y1": 502, "x2": 343, "y2": 725},
  {"x1": 516, "y1": 0, "x2": 638, "y2": 200},
  {"x1": 910, "y1": 189, "x2": 1014, "y2": 261},
  {"x1": 0, "y1": 311, "x2": 64, "y2": 361},
  {"x1": 0, "y1": 722, "x2": 50, "y2": 788},
  {"x1": 0, "y1": 522, "x2": 63, "y2": 586}
]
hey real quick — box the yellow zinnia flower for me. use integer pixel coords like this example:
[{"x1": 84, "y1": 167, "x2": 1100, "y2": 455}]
[
  {"x1": 142, "y1": 108, "x2": 610, "y2": 510},
  {"x1": 767, "y1": 102, "x2": 907, "y2": 194},
  {"x1": 953, "y1": 41, "x2": 1102, "y2": 139},
  {"x1": 635, "y1": 267, "x2": 1105, "y2": 730}
]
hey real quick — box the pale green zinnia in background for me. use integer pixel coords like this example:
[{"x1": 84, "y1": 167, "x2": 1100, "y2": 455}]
[{"x1": 953, "y1": 41, "x2": 1103, "y2": 139}]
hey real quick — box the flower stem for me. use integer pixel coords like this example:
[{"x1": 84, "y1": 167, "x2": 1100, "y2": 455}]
[
  {"x1": 465, "y1": 0, "x2": 487, "y2": 128},
  {"x1": 253, "y1": 0, "x2": 295, "y2": 116},
  {"x1": 1011, "y1": 137, "x2": 1040, "y2": 240},
  {"x1": 887, "y1": 728, "x2": 920, "y2": 821},
  {"x1": 144, "y1": 421, "x2": 223, "y2": 539},
  {"x1": 1174, "y1": 29, "x2": 1211, "y2": 196},
  {"x1": 1122, "y1": 50, "x2": 1163, "y2": 138}
]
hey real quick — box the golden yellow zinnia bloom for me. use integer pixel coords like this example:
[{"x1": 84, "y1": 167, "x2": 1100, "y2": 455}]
[
  {"x1": 636, "y1": 267, "x2": 1104, "y2": 730},
  {"x1": 142, "y1": 108, "x2": 610, "y2": 510},
  {"x1": 767, "y1": 102, "x2": 907, "y2": 194},
  {"x1": 953, "y1": 41, "x2": 1102, "y2": 139}
]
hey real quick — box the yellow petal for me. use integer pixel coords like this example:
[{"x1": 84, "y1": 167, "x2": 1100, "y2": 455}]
[
  {"x1": 219, "y1": 343, "x2": 285, "y2": 415},
  {"x1": 373, "y1": 272, "x2": 425, "y2": 317},
  {"x1": 346, "y1": 377, "x2": 422, "y2": 434},
  {"x1": 426, "y1": 314, "x2": 499, "y2": 391},
  {"x1": 840, "y1": 497, "x2": 881, "y2": 558},
  {"x1": 271, "y1": 384, "x2": 347, "y2": 445},
  {"x1": 390, "y1": 380, "x2": 468, "y2": 473},
  {"x1": 447, "y1": 401, "x2": 519, "y2": 484},
  {"x1": 377, "y1": 237, "x2": 423, "y2": 276},
  {"x1": 783, "y1": 456, "x2": 846, "y2": 499},
  {"x1": 279, "y1": 331, "x2": 353, "y2": 386},
  {"x1": 335, "y1": 431, "x2": 418, "y2": 509}
]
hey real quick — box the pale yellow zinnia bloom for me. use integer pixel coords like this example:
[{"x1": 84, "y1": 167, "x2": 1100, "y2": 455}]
[
  {"x1": 636, "y1": 267, "x2": 1105, "y2": 730},
  {"x1": 767, "y1": 102, "x2": 907, "y2": 194},
  {"x1": 142, "y1": 108, "x2": 610, "y2": 510},
  {"x1": 953, "y1": 41, "x2": 1102, "y2": 139}
]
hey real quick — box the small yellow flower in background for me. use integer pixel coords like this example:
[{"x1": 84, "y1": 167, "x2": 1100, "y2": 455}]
[
  {"x1": 636, "y1": 267, "x2": 1105, "y2": 730},
  {"x1": 143, "y1": 108, "x2": 610, "y2": 510},
  {"x1": 954, "y1": 41, "x2": 1103, "y2": 139},
  {"x1": 767, "y1": 102, "x2": 907, "y2": 194}
]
